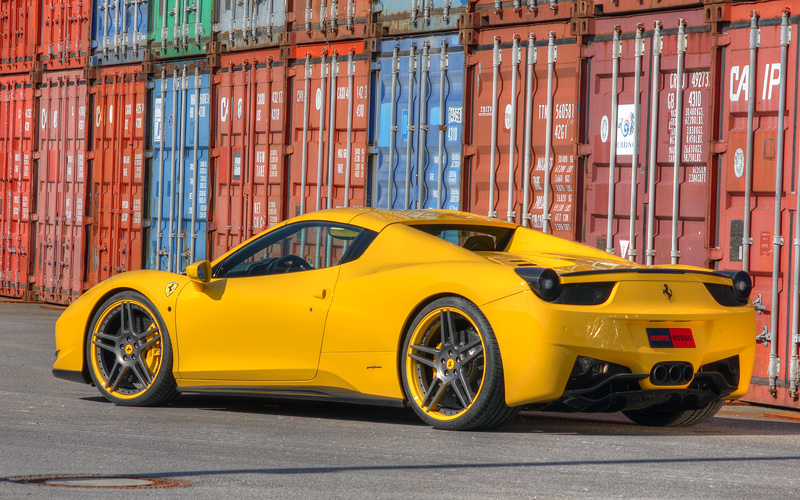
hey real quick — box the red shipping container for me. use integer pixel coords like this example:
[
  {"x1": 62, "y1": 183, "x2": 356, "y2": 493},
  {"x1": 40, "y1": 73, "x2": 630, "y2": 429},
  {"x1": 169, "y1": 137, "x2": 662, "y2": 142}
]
[
  {"x1": 0, "y1": 75, "x2": 34, "y2": 299},
  {"x1": 462, "y1": 0, "x2": 574, "y2": 29},
  {"x1": 715, "y1": 3, "x2": 799, "y2": 408},
  {"x1": 38, "y1": 0, "x2": 92, "y2": 71},
  {"x1": 34, "y1": 70, "x2": 90, "y2": 304},
  {"x1": 287, "y1": 41, "x2": 370, "y2": 217},
  {"x1": 0, "y1": 0, "x2": 40, "y2": 74},
  {"x1": 87, "y1": 65, "x2": 147, "y2": 288},
  {"x1": 212, "y1": 49, "x2": 286, "y2": 259},
  {"x1": 286, "y1": 0, "x2": 373, "y2": 45},
  {"x1": 582, "y1": 9, "x2": 714, "y2": 268},
  {"x1": 576, "y1": 0, "x2": 704, "y2": 17},
  {"x1": 463, "y1": 22, "x2": 581, "y2": 241}
]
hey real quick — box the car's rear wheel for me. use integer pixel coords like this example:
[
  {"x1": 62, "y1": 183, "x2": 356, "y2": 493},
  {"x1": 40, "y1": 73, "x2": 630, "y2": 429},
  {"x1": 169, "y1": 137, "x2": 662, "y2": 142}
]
[
  {"x1": 623, "y1": 399, "x2": 724, "y2": 427},
  {"x1": 401, "y1": 297, "x2": 517, "y2": 431},
  {"x1": 86, "y1": 291, "x2": 178, "y2": 406}
]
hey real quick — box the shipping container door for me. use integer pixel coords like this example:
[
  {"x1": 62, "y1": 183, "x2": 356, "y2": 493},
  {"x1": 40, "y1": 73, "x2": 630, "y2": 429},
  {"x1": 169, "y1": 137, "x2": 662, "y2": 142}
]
[
  {"x1": 371, "y1": 34, "x2": 464, "y2": 210},
  {"x1": 584, "y1": 12, "x2": 714, "y2": 267},
  {"x1": 89, "y1": 68, "x2": 147, "y2": 288},
  {"x1": 465, "y1": 24, "x2": 580, "y2": 241},
  {"x1": 216, "y1": 0, "x2": 285, "y2": 51},
  {"x1": 467, "y1": 0, "x2": 573, "y2": 28},
  {"x1": 0, "y1": 0, "x2": 40, "y2": 74},
  {"x1": 91, "y1": 0, "x2": 149, "y2": 65},
  {"x1": 35, "y1": 72, "x2": 89, "y2": 304},
  {"x1": 213, "y1": 51, "x2": 286, "y2": 259},
  {"x1": 716, "y1": 7, "x2": 799, "y2": 407},
  {"x1": 39, "y1": 0, "x2": 92, "y2": 70},
  {"x1": 149, "y1": 63, "x2": 211, "y2": 272},
  {"x1": 377, "y1": 1, "x2": 466, "y2": 35},
  {"x1": 0, "y1": 76, "x2": 34, "y2": 299},
  {"x1": 287, "y1": 0, "x2": 371, "y2": 45},
  {"x1": 288, "y1": 43, "x2": 369, "y2": 218},
  {"x1": 149, "y1": 0, "x2": 214, "y2": 58}
]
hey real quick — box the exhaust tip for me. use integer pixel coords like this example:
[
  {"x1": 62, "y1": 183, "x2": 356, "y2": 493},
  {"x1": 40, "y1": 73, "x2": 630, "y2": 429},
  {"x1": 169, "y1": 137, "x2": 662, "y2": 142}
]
[{"x1": 650, "y1": 362, "x2": 693, "y2": 386}]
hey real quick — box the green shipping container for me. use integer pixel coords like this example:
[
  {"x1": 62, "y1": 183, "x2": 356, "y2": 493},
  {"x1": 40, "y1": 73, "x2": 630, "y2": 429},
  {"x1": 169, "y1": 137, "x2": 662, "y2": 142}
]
[{"x1": 149, "y1": 0, "x2": 215, "y2": 58}]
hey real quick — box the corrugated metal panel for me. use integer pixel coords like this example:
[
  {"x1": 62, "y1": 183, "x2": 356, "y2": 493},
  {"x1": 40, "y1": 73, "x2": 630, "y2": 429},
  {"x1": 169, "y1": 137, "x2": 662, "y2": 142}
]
[
  {"x1": 91, "y1": 0, "x2": 149, "y2": 65},
  {"x1": 464, "y1": 0, "x2": 574, "y2": 28},
  {"x1": 34, "y1": 71, "x2": 90, "y2": 304},
  {"x1": 370, "y1": 33, "x2": 464, "y2": 210},
  {"x1": 149, "y1": 0, "x2": 214, "y2": 58},
  {"x1": 580, "y1": 0, "x2": 704, "y2": 18},
  {"x1": 287, "y1": 0, "x2": 372, "y2": 45},
  {"x1": 39, "y1": 0, "x2": 93, "y2": 71},
  {"x1": 212, "y1": 50, "x2": 286, "y2": 259},
  {"x1": 0, "y1": 0, "x2": 40, "y2": 74},
  {"x1": 148, "y1": 60, "x2": 212, "y2": 272},
  {"x1": 376, "y1": 1, "x2": 466, "y2": 35},
  {"x1": 715, "y1": 4, "x2": 799, "y2": 407},
  {"x1": 287, "y1": 41, "x2": 370, "y2": 217},
  {"x1": 215, "y1": 0, "x2": 286, "y2": 52},
  {"x1": 0, "y1": 75, "x2": 35, "y2": 299},
  {"x1": 464, "y1": 23, "x2": 581, "y2": 241},
  {"x1": 583, "y1": 10, "x2": 713, "y2": 268},
  {"x1": 88, "y1": 65, "x2": 147, "y2": 288}
]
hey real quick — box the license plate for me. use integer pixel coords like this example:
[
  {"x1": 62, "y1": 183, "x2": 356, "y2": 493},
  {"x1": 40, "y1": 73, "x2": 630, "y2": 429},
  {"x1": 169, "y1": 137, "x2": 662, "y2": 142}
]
[{"x1": 647, "y1": 328, "x2": 696, "y2": 348}]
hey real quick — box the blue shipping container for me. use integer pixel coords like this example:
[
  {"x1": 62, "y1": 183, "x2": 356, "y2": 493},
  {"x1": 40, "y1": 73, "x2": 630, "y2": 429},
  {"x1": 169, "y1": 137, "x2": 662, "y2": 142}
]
[
  {"x1": 371, "y1": 33, "x2": 464, "y2": 210},
  {"x1": 377, "y1": 1, "x2": 467, "y2": 35},
  {"x1": 148, "y1": 62, "x2": 211, "y2": 272},
  {"x1": 91, "y1": 0, "x2": 149, "y2": 65}
]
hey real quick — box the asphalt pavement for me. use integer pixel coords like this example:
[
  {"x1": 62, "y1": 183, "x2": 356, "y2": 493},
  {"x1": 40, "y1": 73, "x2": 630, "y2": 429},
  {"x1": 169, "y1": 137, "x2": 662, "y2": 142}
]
[{"x1": 2, "y1": 301, "x2": 800, "y2": 499}]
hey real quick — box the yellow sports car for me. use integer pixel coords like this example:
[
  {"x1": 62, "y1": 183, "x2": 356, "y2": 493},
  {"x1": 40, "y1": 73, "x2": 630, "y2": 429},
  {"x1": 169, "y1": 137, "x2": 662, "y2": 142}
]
[{"x1": 53, "y1": 208, "x2": 756, "y2": 431}]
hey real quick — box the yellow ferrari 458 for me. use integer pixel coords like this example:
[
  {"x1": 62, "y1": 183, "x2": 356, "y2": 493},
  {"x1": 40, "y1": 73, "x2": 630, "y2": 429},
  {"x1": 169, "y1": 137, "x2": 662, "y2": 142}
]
[{"x1": 53, "y1": 208, "x2": 756, "y2": 431}]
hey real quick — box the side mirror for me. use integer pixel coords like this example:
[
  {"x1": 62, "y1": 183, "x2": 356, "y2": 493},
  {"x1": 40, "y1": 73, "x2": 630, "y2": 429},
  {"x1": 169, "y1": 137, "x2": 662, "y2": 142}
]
[{"x1": 186, "y1": 261, "x2": 212, "y2": 283}]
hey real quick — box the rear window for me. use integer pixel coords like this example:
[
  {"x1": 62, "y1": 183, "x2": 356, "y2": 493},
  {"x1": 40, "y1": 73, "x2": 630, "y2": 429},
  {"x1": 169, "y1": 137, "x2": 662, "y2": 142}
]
[{"x1": 408, "y1": 224, "x2": 515, "y2": 252}]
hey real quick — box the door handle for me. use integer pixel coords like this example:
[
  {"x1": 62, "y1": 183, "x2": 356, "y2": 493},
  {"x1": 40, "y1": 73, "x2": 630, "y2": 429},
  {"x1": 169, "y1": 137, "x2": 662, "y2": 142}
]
[{"x1": 313, "y1": 289, "x2": 327, "y2": 299}]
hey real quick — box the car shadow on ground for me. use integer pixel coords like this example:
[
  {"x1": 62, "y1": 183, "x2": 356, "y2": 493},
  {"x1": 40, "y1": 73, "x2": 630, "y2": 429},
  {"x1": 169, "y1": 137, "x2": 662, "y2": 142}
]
[{"x1": 81, "y1": 393, "x2": 800, "y2": 436}]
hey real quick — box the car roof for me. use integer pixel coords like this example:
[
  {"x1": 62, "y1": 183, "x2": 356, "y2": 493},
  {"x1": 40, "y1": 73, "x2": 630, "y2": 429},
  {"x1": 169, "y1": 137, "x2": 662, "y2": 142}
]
[{"x1": 289, "y1": 208, "x2": 519, "y2": 232}]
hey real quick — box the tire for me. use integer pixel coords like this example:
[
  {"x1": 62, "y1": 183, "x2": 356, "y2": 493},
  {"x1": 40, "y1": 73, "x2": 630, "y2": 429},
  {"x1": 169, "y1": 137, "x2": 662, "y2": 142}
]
[
  {"x1": 623, "y1": 399, "x2": 724, "y2": 427},
  {"x1": 400, "y1": 297, "x2": 518, "y2": 431},
  {"x1": 86, "y1": 291, "x2": 178, "y2": 406}
]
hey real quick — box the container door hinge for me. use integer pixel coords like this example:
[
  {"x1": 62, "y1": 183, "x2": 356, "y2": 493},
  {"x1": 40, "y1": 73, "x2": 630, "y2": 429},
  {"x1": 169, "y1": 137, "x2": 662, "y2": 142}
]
[
  {"x1": 370, "y1": 61, "x2": 381, "y2": 71},
  {"x1": 752, "y1": 293, "x2": 766, "y2": 314},
  {"x1": 755, "y1": 326, "x2": 770, "y2": 345},
  {"x1": 368, "y1": 145, "x2": 379, "y2": 155},
  {"x1": 141, "y1": 220, "x2": 151, "y2": 228},
  {"x1": 710, "y1": 140, "x2": 727, "y2": 154},
  {"x1": 462, "y1": 145, "x2": 476, "y2": 157}
]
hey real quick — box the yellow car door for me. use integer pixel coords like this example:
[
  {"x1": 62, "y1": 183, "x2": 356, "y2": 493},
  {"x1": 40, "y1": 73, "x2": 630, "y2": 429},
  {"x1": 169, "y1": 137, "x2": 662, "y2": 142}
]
[{"x1": 174, "y1": 222, "x2": 363, "y2": 382}]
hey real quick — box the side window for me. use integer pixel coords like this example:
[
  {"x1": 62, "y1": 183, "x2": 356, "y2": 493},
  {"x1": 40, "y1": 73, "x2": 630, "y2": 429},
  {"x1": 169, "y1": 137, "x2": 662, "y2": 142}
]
[{"x1": 213, "y1": 222, "x2": 368, "y2": 278}]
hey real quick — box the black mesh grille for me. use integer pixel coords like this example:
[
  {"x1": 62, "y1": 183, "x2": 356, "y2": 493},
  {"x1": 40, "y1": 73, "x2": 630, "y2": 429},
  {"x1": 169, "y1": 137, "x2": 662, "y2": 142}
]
[{"x1": 553, "y1": 282, "x2": 616, "y2": 305}]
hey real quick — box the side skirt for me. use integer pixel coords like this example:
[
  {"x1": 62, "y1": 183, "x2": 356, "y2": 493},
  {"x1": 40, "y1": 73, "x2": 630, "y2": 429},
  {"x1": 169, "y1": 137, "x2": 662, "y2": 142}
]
[{"x1": 176, "y1": 385, "x2": 407, "y2": 408}]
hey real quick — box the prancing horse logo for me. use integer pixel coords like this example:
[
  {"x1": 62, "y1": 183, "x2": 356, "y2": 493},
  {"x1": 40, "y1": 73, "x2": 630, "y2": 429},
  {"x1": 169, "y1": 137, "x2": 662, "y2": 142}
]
[
  {"x1": 662, "y1": 284, "x2": 674, "y2": 302},
  {"x1": 165, "y1": 282, "x2": 179, "y2": 297}
]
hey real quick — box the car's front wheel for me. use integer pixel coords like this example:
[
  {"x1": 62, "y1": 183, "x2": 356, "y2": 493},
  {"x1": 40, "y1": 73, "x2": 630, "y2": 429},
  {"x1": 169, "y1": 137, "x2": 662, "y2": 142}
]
[
  {"x1": 623, "y1": 399, "x2": 724, "y2": 427},
  {"x1": 86, "y1": 291, "x2": 178, "y2": 406},
  {"x1": 401, "y1": 297, "x2": 517, "y2": 431}
]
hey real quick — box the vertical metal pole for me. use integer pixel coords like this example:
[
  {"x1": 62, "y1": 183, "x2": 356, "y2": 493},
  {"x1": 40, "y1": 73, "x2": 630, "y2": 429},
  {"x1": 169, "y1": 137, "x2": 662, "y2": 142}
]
[
  {"x1": 436, "y1": 41, "x2": 448, "y2": 209},
  {"x1": 522, "y1": 33, "x2": 536, "y2": 227},
  {"x1": 417, "y1": 43, "x2": 430, "y2": 209},
  {"x1": 329, "y1": 0, "x2": 339, "y2": 31},
  {"x1": 670, "y1": 20, "x2": 687, "y2": 265},
  {"x1": 305, "y1": 0, "x2": 313, "y2": 32},
  {"x1": 743, "y1": 11, "x2": 759, "y2": 272},
  {"x1": 167, "y1": 68, "x2": 179, "y2": 271},
  {"x1": 646, "y1": 22, "x2": 663, "y2": 266},
  {"x1": 172, "y1": 0, "x2": 181, "y2": 48},
  {"x1": 411, "y1": 0, "x2": 419, "y2": 24},
  {"x1": 488, "y1": 37, "x2": 500, "y2": 218},
  {"x1": 404, "y1": 44, "x2": 417, "y2": 210},
  {"x1": 13, "y1": 85, "x2": 24, "y2": 289},
  {"x1": 121, "y1": 0, "x2": 128, "y2": 54},
  {"x1": 388, "y1": 46, "x2": 400, "y2": 209},
  {"x1": 162, "y1": 0, "x2": 171, "y2": 49},
  {"x1": 189, "y1": 68, "x2": 201, "y2": 263},
  {"x1": 316, "y1": 53, "x2": 328, "y2": 212},
  {"x1": 606, "y1": 28, "x2": 621, "y2": 254},
  {"x1": 542, "y1": 32, "x2": 556, "y2": 233},
  {"x1": 506, "y1": 36, "x2": 520, "y2": 223},
  {"x1": 423, "y1": 0, "x2": 431, "y2": 24},
  {"x1": 174, "y1": 66, "x2": 188, "y2": 272},
  {"x1": 320, "y1": 1, "x2": 328, "y2": 33},
  {"x1": 790, "y1": 17, "x2": 800, "y2": 397},
  {"x1": 266, "y1": 0, "x2": 275, "y2": 38},
  {"x1": 133, "y1": 0, "x2": 141, "y2": 55},
  {"x1": 195, "y1": 0, "x2": 202, "y2": 44},
  {"x1": 326, "y1": 52, "x2": 338, "y2": 209},
  {"x1": 347, "y1": 0, "x2": 354, "y2": 31},
  {"x1": 155, "y1": 70, "x2": 167, "y2": 270},
  {"x1": 1, "y1": 90, "x2": 9, "y2": 288},
  {"x1": 300, "y1": 55, "x2": 311, "y2": 215},
  {"x1": 628, "y1": 26, "x2": 644, "y2": 262},
  {"x1": 494, "y1": 0, "x2": 502, "y2": 12},
  {"x1": 768, "y1": 12, "x2": 790, "y2": 395},
  {"x1": 344, "y1": 51, "x2": 355, "y2": 207},
  {"x1": 443, "y1": 0, "x2": 451, "y2": 24},
  {"x1": 102, "y1": 0, "x2": 110, "y2": 55}
]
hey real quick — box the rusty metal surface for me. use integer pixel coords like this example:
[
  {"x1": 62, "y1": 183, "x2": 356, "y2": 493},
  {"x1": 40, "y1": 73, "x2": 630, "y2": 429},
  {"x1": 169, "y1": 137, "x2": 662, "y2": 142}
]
[
  {"x1": 0, "y1": 0, "x2": 40, "y2": 74},
  {"x1": 38, "y1": 0, "x2": 92, "y2": 71}
]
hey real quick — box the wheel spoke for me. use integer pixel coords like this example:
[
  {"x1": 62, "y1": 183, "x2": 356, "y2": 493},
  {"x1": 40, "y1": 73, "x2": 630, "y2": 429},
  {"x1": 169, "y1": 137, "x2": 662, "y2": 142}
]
[
  {"x1": 443, "y1": 309, "x2": 458, "y2": 346},
  {"x1": 410, "y1": 343, "x2": 439, "y2": 356},
  {"x1": 457, "y1": 370, "x2": 474, "y2": 402},
  {"x1": 460, "y1": 336, "x2": 482, "y2": 352},
  {"x1": 93, "y1": 330, "x2": 120, "y2": 342},
  {"x1": 132, "y1": 360, "x2": 153, "y2": 387},
  {"x1": 450, "y1": 375, "x2": 471, "y2": 409},
  {"x1": 136, "y1": 325, "x2": 160, "y2": 341},
  {"x1": 106, "y1": 363, "x2": 128, "y2": 392},
  {"x1": 421, "y1": 379, "x2": 448, "y2": 411},
  {"x1": 460, "y1": 343, "x2": 484, "y2": 365},
  {"x1": 140, "y1": 333, "x2": 162, "y2": 351},
  {"x1": 92, "y1": 339, "x2": 117, "y2": 354},
  {"x1": 122, "y1": 301, "x2": 135, "y2": 334},
  {"x1": 409, "y1": 352, "x2": 438, "y2": 369}
]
